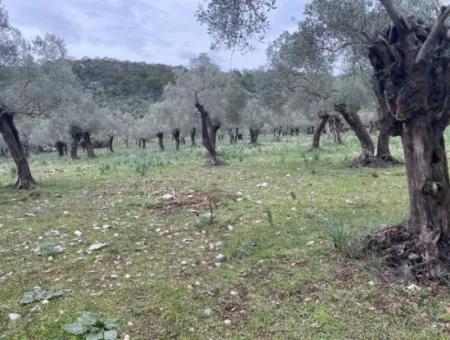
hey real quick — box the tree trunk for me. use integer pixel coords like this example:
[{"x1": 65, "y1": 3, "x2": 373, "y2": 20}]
[
  {"x1": 249, "y1": 127, "x2": 260, "y2": 145},
  {"x1": 124, "y1": 137, "x2": 129, "y2": 148},
  {"x1": 0, "y1": 147, "x2": 7, "y2": 157},
  {"x1": 190, "y1": 128, "x2": 196, "y2": 147},
  {"x1": 0, "y1": 113, "x2": 36, "y2": 189},
  {"x1": 228, "y1": 128, "x2": 235, "y2": 145},
  {"x1": 328, "y1": 115, "x2": 342, "y2": 145},
  {"x1": 195, "y1": 96, "x2": 224, "y2": 166},
  {"x1": 312, "y1": 114, "x2": 329, "y2": 148},
  {"x1": 363, "y1": 7, "x2": 450, "y2": 280},
  {"x1": 334, "y1": 104, "x2": 375, "y2": 165},
  {"x1": 56, "y1": 141, "x2": 65, "y2": 157},
  {"x1": 82, "y1": 132, "x2": 96, "y2": 158},
  {"x1": 70, "y1": 133, "x2": 81, "y2": 160},
  {"x1": 107, "y1": 136, "x2": 114, "y2": 153},
  {"x1": 141, "y1": 138, "x2": 146, "y2": 149},
  {"x1": 172, "y1": 128, "x2": 181, "y2": 151},
  {"x1": 209, "y1": 119, "x2": 220, "y2": 149},
  {"x1": 156, "y1": 132, "x2": 165, "y2": 151}
]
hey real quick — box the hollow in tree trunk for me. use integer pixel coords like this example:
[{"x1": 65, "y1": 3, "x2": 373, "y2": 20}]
[
  {"x1": 172, "y1": 128, "x2": 181, "y2": 151},
  {"x1": 194, "y1": 94, "x2": 224, "y2": 166},
  {"x1": 312, "y1": 114, "x2": 329, "y2": 148},
  {"x1": 334, "y1": 104, "x2": 375, "y2": 166},
  {"x1": 363, "y1": 3, "x2": 450, "y2": 281},
  {"x1": 82, "y1": 132, "x2": 96, "y2": 158},
  {"x1": 0, "y1": 112, "x2": 35, "y2": 189},
  {"x1": 156, "y1": 131, "x2": 165, "y2": 151}
]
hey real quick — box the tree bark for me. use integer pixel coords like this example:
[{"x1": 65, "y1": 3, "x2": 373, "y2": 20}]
[
  {"x1": 156, "y1": 132, "x2": 165, "y2": 151},
  {"x1": 249, "y1": 127, "x2": 260, "y2": 145},
  {"x1": 172, "y1": 128, "x2": 181, "y2": 151},
  {"x1": 363, "y1": 6, "x2": 450, "y2": 280},
  {"x1": 82, "y1": 132, "x2": 96, "y2": 158},
  {"x1": 194, "y1": 95, "x2": 224, "y2": 166},
  {"x1": 0, "y1": 113, "x2": 36, "y2": 189},
  {"x1": 335, "y1": 104, "x2": 375, "y2": 165},
  {"x1": 228, "y1": 128, "x2": 235, "y2": 144},
  {"x1": 312, "y1": 114, "x2": 329, "y2": 148},
  {"x1": 328, "y1": 115, "x2": 342, "y2": 144},
  {"x1": 70, "y1": 133, "x2": 81, "y2": 160},
  {"x1": 0, "y1": 147, "x2": 7, "y2": 157},
  {"x1": 190, "y1": 128, "x2": 196, "y2": 147},
  {"x1": 107, "y1": 136, "x2": 114, "y2": 153},
  {"x1": 56, "y1": 141, "x2": 65, "y2": 157}
]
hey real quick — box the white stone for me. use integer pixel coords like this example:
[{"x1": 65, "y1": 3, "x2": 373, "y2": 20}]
[{"x1": 8, "y1": 313, "x2": 21, "y2": 321}]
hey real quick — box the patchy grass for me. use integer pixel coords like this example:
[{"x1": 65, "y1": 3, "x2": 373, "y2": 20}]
[{"x1": 1, "y1": 134, "x2": 450, "y2": 339}]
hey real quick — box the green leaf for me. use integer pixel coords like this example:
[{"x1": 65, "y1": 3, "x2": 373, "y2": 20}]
[
  {"x1": 44, "y1": 290, "x2": 64, "y2": 300},
  {"x1": 86, "y1": 332, "x2": 104, "y2": 340},
  {"x1": 63, "y1": 322, "x2": 87, "y2": 335},
  {"x1": 104, "y1": 330, "x2": 118, "y2": 340},
  {"x1": 105, "y1": 319, "x2": 121, "y2": 330},
  {"x1": 78, "y1": 311, "x2": 100, "y2": 326},
  {"x1": 20, "y1": 291, "x2": 36, "y2": 304}
]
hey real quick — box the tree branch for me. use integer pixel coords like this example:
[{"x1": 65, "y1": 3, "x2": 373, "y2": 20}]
[
  {"x1": 379, "y1": 0, "x2": 410, "y2": 31},
  {"x1": 415, "y1": 6, "x2": 450, "y2": 64}
]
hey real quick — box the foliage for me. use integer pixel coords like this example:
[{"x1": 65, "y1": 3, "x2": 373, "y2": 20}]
[{"x1": 63, "y1": 311, "x2": 121, "y2": 339}]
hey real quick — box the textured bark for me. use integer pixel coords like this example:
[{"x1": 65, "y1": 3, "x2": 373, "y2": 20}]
[
  {"x1": 172, "y1": 128, "x2": 181, "y2": 151},
  {"x1": 312, "y1": 114, "x2": 329, "y2": 148},
  {"x1": 363, "y1": 5, "x2": 450, "y2": 280},
  {"x1": 335, "y1": 104, "x2": 375, "y2": 165},
  {"x1": 140, "y1": 138, "x2": 147, "y2": 149},
  {"x1": 82, "y1": 132, "x2": 96, "y2": 158},
  {"x1": 194, "y1": 96, "x2": 224, "y2": 166},
  {"x1": 156, "y1": 132, "x2": 165, "y2": 151},
  {"x1": 0, "y1": 113, "x2": 35, "y2": 189},
  {"x1": 0, "y1": 147, "x2": 7, "y2": 157}
]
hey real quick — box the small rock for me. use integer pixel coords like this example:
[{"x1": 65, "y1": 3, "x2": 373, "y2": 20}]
[
  {"x1": 88, "y1": 243, "x2": 108, "y2": 251},
  {"x1": 30, "y1": 305, "x2": 42, "y2": 313},
  {"x1": 203, "y1": 308, "x2": 213, "y2": 317},
  {"x1": 162, "y1": 193, "x2": 174, "y2": 200},
  {"x1": 41, "y1": 299, "x2": 49, "y2": 305},
  {"x1": 256, "y1": 183, "x2": 268, "y2": 188},
  {"x1": 47, "y1": 256, "x2": 54, "y2": 261},
  {"x1": 224, "y1": 319, "x2": 232, "y2": 326},
  {"x1": 74, "y1": 230, "x2": 82, "y2": 237},
  {"x1": 230, "y1": 290, "x2": 238, "y2": 296},
  {"x1": 216, "y1": 254, "x2": 225, "y2": 262},
  {"x1": 227, "y1": 225, "x2": 234, "y2": 231},
  {"x1": 306, "y1": 241, "x2": 315, "y2": 246},
  {"x1": 8, "y1": 313, "x2": 21, "y2": 321},
  {"x1": 123, "y1": 335, "x2": 130, "y2": 340}
]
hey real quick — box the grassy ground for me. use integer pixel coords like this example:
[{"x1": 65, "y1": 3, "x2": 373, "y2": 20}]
[{"x1": 1, "y1": 134, "x2": 450, "y2": 339}]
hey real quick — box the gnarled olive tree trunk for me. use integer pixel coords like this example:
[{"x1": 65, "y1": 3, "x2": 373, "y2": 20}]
[
  {"x1": 172, "y1": 128, "x2": 181, "y2": 151},
  {"x1": 312, "y1": 114, "x2": 329, "y2": 148},
  {"x1": 194, "y1": 95, "x2": 224, "y2": 166},
  {"x1": 82, "y1": 132, "x2": 95, "y2": 158},
  {"x1": 0, "y1": 112, "x2": 35, "y2": 189},
  {"x1": 334, "y1": 104, "x2": 375, "y2": 165},
  {"x1": 107, "y1": 136, "x2": 114, "y2": 153},
  {"x1": 364, "y1": 2, "x2": 450, "y2": 280},
  {"x1": 70, "y1": 133, "x2": 81, "y2": 160},
  {"x1": 56, "y1": 141, "x2": 66, "y2": 157},
  {"x1": 328, "y1": 115, "x2": 343, "y2": 145},
  {"x1": 190, "y1": 128, "x2": 196, "y2": 147},
  {"x1": 156, "y1": 131, "x2": 165, "y2": 151},
  {"x1": 249, "y1": 127, "x2": 261, "y2": 146}
]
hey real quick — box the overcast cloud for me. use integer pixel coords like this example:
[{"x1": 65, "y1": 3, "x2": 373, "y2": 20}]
[{"x1": 3, "y1": 0, "x2": 305, "y2": 70}]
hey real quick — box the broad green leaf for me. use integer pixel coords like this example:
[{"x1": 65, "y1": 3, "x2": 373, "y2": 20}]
[
  {"x1": 63, "y1": 322, "x2": 87, "y2": 335},
  {"x1": 20, "y1": 291, "x2": 36, "y2": 304},
  {"x1": 44, "y1": 290, "x2": 64, "y2": 300},
  {"x1": 105, "y1": 319, "x2": 121, "y2": 330},
  {"x1": 86, "y1": 332, "x2": 104, "y2": 340},
  {"x1": 104, "y1": 329, "x2": 118, "y2": 340},
  {"x1": 78, "y1": 311, "x2": 100, "y2": 326}
]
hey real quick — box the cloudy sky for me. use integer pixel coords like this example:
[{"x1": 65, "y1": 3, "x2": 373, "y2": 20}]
[{"x1": 3, "y1": 0, "x2": 305, "y2": 70}]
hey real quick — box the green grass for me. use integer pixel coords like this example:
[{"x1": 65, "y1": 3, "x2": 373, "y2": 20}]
[{"x1": 0, "y1": 134, "x2": 450, "y2": 339}]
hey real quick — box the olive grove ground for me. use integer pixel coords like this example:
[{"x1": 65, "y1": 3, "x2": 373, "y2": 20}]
[{"x1": 1, "y1": 135, "x2": 450, "y2": 339}]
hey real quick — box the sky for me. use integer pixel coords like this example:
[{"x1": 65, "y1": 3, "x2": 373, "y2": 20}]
[{"x1": 3, "y1": 0, "x2": 305, "y2": 70}]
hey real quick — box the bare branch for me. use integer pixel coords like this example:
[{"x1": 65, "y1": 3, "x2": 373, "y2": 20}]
[
  {"x1": 379, "y1": 0, "x2": 411, "y2": 31},
  {"x1": 415, "y1": 6, "x2": 450, "y2": 64}
]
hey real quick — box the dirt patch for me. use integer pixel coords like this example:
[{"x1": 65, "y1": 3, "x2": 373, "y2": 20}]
[{"x1": 146, "y1": 190, "x2": 235, "y2": 216}]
